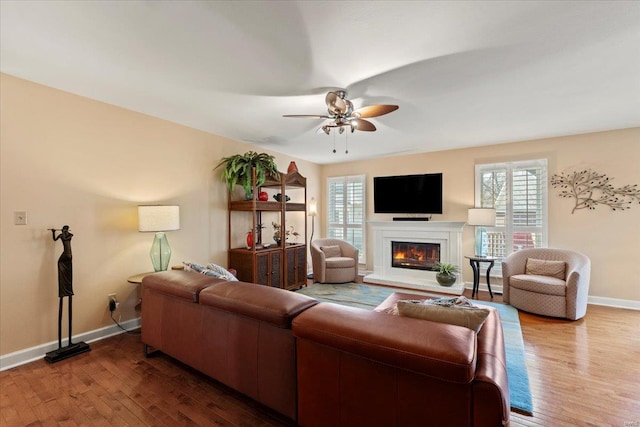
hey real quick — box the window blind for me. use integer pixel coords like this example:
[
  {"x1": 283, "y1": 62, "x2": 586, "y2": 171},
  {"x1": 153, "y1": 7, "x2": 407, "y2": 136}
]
[
  {"x1": 476, "y1": 159, "x2": 547, "y2": 260},
  {"x1": 327, "y1": 175, "x2": 366, "y2": 263}
]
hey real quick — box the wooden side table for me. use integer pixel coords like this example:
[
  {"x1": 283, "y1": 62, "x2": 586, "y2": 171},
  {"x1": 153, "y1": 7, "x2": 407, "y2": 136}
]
[
  {"x1": 127, "y1": 272, "x2": 154, "y2": 310},
  {"x1": 465, "y1": 256, "x2": 496, "y2": 299}
]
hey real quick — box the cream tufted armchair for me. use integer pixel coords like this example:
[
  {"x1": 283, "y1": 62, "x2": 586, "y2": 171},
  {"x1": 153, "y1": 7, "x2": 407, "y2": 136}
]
[
  {"x1": 310, "y1": 238, "x2": 359, "y2": 284},
  {"x1": 502, "y1": 248, "x2": 591, "y2": 320}
]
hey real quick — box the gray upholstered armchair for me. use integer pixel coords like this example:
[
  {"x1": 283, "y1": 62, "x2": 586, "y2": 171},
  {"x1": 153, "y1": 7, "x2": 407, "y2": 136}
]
[
  {"x1": 310, "y1": 238, "x2": 359, "y2": 283},
  {"x1": 502, "y1": 248, "x2": 591, "y2": 320}
]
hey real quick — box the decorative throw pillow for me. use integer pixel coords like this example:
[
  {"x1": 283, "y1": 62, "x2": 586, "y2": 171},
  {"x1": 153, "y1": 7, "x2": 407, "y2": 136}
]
[
  {"x1": 525, "y1": 258, "x2": 566, "y2": 279},
  {"x1": 182, "y1": 262, "x2": 238, "y2": 281},
  {"x1": 320, "y1": 245, "x2": 341, "y2": 258},
  {"x1": 206, "y1": 263, "x2": 239, "y2": 281},
  {"x1": 183, "y1": 261, "x2": 206, "y2": 273},
  {"x1": 396, "y1": 297, "x2": 490, "y2": 333}
]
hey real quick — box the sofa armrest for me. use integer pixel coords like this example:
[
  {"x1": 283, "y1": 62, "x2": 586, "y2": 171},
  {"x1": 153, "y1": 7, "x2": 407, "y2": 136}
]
[
  {"x1": 473, "y1": 304, "x2": 510, "y2": 426},
  {"x1": 293, "y1": 303, "x2": 477, "y2": 384}
]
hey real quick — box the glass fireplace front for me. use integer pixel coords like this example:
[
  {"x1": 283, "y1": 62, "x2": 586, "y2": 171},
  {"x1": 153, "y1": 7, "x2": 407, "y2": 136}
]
[{"x1": 391, "y1": 241, "x2": 440, "y2": 271}]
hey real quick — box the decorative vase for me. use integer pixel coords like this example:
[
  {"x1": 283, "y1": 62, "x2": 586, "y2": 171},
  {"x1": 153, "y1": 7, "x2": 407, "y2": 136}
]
[
  {"x1": 246, "y1": 231, "x2": 254, "y2": 249},
  {"x1": 258, "y1": 191, "x2": 268, "y2": 201},
  {"x1": 436, "y1": 272, "x2": 456, "y2": 287},
  {"x1": 274, "y1": 236, "x2": 281, "y2": 246},
  {"x1": 244, "y1": 191, "x2": 253, "y2": 201},
  {"x1": 287, "y1": 161, "x2": 298, "y2": 174}
]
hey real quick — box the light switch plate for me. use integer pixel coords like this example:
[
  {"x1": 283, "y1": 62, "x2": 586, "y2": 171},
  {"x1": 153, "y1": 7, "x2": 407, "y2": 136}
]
[{"x1": 14, "y1": 211, "x2": 27, "y2": 225}]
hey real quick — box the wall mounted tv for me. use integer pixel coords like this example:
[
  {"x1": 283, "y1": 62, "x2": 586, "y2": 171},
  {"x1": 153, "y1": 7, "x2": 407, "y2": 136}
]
[{"x1": 373, "y1": 173, "x2": 443, "y2": 214}]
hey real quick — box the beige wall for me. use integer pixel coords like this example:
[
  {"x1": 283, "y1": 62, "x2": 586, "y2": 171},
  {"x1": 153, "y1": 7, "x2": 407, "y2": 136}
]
[
  {"x1": 0, "y1": 74, "x2": 320, "y2": 356},
  {"x1": 2, "y1": 73, "x2": 638, "y2": 358},
  {"x1": 321, "y1": 128, "x2": 640, "y2": 302}
]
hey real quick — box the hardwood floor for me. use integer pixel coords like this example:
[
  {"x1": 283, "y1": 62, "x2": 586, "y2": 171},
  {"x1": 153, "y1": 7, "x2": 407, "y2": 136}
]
[{"x1": 1, "y1": 289, "x2": 639, "y2": 426}]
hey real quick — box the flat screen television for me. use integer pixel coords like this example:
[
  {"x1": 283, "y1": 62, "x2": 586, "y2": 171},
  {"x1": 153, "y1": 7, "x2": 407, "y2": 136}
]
[{"x1": 373, "y1": 173, "x2": 443, "y2": 214}]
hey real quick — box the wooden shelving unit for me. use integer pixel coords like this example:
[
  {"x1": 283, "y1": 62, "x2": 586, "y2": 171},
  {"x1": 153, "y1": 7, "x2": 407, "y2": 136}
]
[{"x1": 227, "y1": 168, "x2": 307, "y2": 290}]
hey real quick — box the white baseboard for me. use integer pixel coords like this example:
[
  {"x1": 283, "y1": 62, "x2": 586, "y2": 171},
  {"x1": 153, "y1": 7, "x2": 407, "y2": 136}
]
[
  {"x1": 587, "y1": 296, "x2": 640, "y2": 311},
  {"x1": 463, "y1": 282, "x2": 639, "y2": 311},
  {"x1": 464, "y1": 282, "x2": 504, "y2": 295},
  {"x1": 0, "y1": 318, "x2": 141, "y2": 372}
]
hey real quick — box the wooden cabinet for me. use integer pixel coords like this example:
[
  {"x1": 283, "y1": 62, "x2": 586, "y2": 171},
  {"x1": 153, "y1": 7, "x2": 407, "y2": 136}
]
[{"x1": 227, "y1": 167, "x2": 307, "y2": 290}]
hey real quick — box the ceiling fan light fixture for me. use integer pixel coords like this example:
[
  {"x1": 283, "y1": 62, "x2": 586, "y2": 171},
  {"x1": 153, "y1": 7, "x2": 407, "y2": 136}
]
[{"x1": 322, "y1": 125, "x2": 330, "y2": 135}]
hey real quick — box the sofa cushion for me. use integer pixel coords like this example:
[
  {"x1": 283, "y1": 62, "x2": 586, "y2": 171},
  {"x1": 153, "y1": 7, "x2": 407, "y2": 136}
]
[
  {"x1": 510, "y1": 274, "x2": 566, "y2": 296},
  {"x1": 396, "y1": 298, "x2": 490, "y2": 333},
  {"x1": 142, "y1": 270, "x2": 224, "y2": 302},
  {"x1": 525, "y1": 258, "x2": 566, "y2": 279},
  {"x1": 199, "y1": 281, "x2": 318, "y2": 328},
  {"x1": 320, "y1": 245, "x2": 341, "y2": 258},
  {"x1": 325, "y1": 256, "x2": 356, "y2": 269}
]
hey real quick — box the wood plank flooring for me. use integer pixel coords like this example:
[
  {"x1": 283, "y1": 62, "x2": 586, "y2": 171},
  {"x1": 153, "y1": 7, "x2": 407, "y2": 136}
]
[{"x1": 1, "y1": 288, "x2": 639, "y2": 426}]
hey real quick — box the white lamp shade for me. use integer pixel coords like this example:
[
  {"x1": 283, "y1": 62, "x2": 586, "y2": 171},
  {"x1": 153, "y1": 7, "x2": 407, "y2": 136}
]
[
  {"x1": 467, "y1": 208, "x2": 496, "y2": 226},
  {"x1": 138, "y1": 205, "x2": 180, "y2": 232},
  {"x1": 308, "y1": 197, "x2": 318, "y2": 217}
]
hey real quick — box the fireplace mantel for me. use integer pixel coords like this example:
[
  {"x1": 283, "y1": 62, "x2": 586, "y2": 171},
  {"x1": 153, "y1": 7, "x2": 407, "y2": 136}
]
[{"x1": 364, "y1": 221, "x2": 466, "y2": 294}]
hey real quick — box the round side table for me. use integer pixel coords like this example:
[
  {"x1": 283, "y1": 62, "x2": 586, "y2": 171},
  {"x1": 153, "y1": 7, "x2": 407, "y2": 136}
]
[{"x1": 465, "y1": 256, "x2": 497, "y2": 299}]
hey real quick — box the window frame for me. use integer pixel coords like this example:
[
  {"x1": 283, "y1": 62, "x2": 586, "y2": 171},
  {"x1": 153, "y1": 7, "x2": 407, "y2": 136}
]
[
  {"x1": 474, "y1": 159, "x2": 548, "y2": 267},
  {"x1": 326, "y1": 174, "x2": 366, "y2": 264}
]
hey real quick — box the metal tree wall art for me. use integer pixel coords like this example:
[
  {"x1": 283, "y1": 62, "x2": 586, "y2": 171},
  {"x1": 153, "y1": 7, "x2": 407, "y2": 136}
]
[{"x1": 550, "y1": 170, "x2": 640, "y2": 214}]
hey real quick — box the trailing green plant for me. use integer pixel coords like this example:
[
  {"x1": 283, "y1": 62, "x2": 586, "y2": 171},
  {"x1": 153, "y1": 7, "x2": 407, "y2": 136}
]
[
  {"x1": 214, "y1": 151, "x2": 280, "y2": 195},
  {"x1": 435, "y1": 262, "x2": 459, "y2": 277}
]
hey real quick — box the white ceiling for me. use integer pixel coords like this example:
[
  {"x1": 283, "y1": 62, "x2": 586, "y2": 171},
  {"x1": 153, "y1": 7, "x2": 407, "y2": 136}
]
[{"x1": 2, "y1": 1, "x2": 639, "y2": 164}]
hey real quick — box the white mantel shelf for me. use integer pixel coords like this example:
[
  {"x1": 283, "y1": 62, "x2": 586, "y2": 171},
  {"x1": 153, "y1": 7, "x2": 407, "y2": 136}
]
[{"x1": 364, "y1": 221, "x2": 466, "y2": 295}]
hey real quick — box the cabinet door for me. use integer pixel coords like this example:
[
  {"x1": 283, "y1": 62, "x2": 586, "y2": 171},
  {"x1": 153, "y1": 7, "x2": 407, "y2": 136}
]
[
  {"x1": 270, "y1": 251, "x2": 282, "y2": 287},
  {"x1": 295, "y1": 246, "x2": 307, "y2": 286},
  {"x1": 285, "y1": 246, "x2": 307, "y2": 290},
  {"x1": 285, "y1": 248, "x2": 296, "y2": 289},
  {"x1": 256, "y1": 252, "x2": 270, "y2": 286}
]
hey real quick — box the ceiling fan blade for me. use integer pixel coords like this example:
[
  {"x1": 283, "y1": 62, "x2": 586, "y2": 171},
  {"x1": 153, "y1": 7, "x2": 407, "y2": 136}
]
[
  {"x1": 352, "y1": 118, "x2": 376, "y2": 132},
  {"x1": 283, "y1": 114, "x2": 332, "y2": 119},
  {"x1": 326, "y1": 92, "x2": 347, "y2": 115},
  {"x1": 353, "y1": 104, "x2": 399, "y2": 118}
]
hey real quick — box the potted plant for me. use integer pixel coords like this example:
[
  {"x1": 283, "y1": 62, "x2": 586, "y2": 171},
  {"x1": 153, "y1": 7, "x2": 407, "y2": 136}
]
[
  {"x1": 435, "y1": 262, "x2": 459, "y2": 286},
  {"x1": 214, "y1": 151, "x2": 280, "y2": 198}
]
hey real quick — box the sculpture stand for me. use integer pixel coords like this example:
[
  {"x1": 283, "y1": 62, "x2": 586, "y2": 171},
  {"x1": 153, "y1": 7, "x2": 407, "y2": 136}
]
[{"x1": 45, "y1": 295, "x2": 90, "y2": 363}]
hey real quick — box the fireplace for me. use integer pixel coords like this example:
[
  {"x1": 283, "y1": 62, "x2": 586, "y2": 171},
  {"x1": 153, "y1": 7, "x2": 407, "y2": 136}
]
[
  {"x1": 391, "y1": 241, "x2": 440, "y2": 271},
  {"x1": 364, "y1": 221, "x2": 466, "y2": 295}
]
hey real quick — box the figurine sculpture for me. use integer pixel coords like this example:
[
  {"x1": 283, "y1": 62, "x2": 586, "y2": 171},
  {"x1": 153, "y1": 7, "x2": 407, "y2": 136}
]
[{"x1": 45, "y1": 225, "x2": 90, "y2": 363}]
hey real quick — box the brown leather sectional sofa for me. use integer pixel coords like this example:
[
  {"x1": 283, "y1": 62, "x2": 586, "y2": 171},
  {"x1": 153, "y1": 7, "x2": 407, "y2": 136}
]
[{"x1": 141, "y1": 271, "x2": 510, "y2": 426}]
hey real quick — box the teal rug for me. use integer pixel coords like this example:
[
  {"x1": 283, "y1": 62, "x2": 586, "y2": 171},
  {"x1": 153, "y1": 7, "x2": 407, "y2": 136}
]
[{"x1": 295, "y1": 283, "x2": 533, "y2": 415}]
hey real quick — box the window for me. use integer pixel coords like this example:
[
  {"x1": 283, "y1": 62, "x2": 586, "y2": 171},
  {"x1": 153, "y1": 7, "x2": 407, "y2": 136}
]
[
  {"x1": 327, "y1": 175, "x2": 366, "y2": 264},
  {"x1": 475, "y1": 159, "x2": 548, "y2": 261}
]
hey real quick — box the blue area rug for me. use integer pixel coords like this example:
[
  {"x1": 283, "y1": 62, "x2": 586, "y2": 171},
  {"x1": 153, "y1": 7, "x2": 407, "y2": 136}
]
[{"x1": 295, "y1": 283, "x2": 533, "y2": 415}]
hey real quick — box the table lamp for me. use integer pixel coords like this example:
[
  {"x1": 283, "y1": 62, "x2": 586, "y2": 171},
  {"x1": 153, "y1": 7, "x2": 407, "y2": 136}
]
[
  {"x1": 467, "y1": 208, "x2": 496, "y2": 257},
  {"x1": 138, "y1": 205, "x2": 180, "y2": 271}
]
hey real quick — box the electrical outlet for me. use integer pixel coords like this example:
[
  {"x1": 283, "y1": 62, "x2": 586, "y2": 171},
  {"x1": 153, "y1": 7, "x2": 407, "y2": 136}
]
[
  {"x1": 14, "y1": 211, "x2": 27, "y2": 225},
  {"x1": 108, "y1": 294, "x2": 117, "y2": 312}
]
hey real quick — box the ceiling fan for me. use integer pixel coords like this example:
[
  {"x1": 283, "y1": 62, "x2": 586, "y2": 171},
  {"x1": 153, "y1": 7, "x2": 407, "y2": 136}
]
[{"x1": 283, "y1": 90, "x2": 399, "y2": 135}]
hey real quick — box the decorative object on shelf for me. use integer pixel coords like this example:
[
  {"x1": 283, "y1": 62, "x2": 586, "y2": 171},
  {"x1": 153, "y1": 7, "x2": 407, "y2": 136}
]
[
  {"x1": 467, "y1": 208, "x2": 496, "y2": 256},
  {"x1": 272, "y1": 222, "x2": 299, "y2": 246},
  {"x1": 214, "y1": 151, "x2": 280, "y2": 198},
  {"x1": 287, "y1": 161, "x2": 299, "y2": 174},
  {"x1": 435, "y1": 262, "x2": 459, "y2": 287},
  {"x1": 273, "y1": 193, "x2": 291, "y2": 202},
  {"x1": 550, "y1": 169, "x2": 640, "y2": 213},
  {"x1": 45, "y1": 225, "x2": 91, "y2": 363},
  {"x1": 246, "y1": 230, "x2": 254, "y2": 249},
  {"x1": 138, "y1": 205, "x2": 180, "y2": 272},
  {"x1": 258, "y1": 191, "x2": 269, "y2": 201}
]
